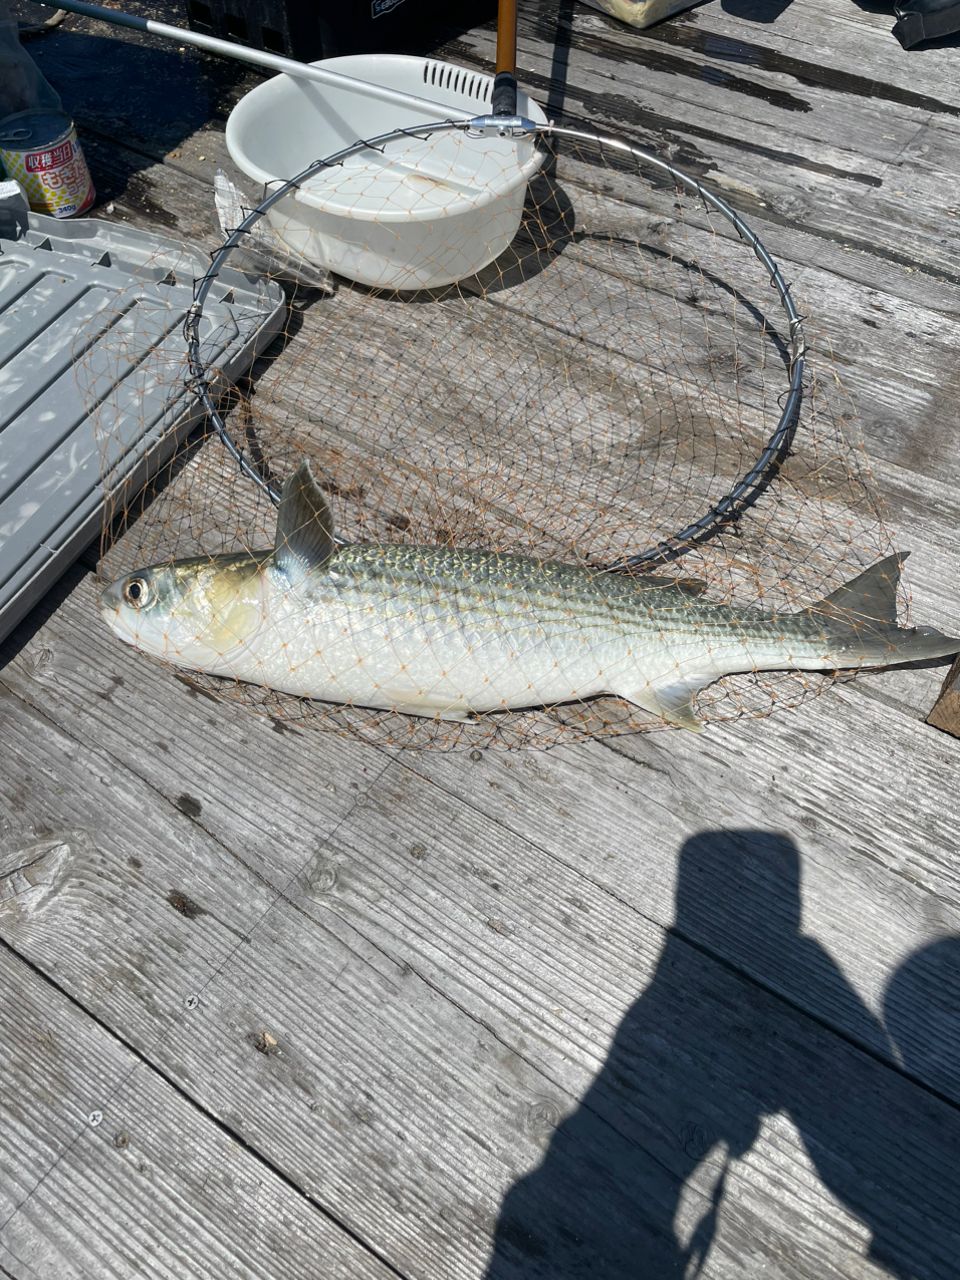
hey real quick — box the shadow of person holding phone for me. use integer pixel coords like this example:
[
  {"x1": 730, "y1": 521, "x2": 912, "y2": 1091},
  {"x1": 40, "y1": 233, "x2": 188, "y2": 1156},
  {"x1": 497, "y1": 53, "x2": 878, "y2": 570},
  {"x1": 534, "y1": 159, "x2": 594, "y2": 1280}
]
[{"x1": 485, "y1": 829, "x2": 960, "y2": 1278}]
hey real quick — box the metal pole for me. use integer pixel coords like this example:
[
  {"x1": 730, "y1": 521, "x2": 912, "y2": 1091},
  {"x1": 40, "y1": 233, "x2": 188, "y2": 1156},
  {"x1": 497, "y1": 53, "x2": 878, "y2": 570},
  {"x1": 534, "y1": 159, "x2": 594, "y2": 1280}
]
[{"x1": 492, "y1": 0, "x2": 518, "y2": 116}]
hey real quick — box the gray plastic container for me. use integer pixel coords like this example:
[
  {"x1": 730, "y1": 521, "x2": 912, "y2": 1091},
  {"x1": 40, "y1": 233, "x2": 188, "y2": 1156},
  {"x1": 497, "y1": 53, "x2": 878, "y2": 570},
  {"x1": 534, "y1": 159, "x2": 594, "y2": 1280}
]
[{"x1": 0, "y1": 189, "x2": 285, "y2": 644}]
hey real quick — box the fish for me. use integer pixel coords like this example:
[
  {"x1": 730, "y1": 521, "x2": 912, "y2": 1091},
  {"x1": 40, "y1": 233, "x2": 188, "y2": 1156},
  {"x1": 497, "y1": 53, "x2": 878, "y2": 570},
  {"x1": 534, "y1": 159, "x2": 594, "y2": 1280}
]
[{"x1": 100, "y1": 462, "x2": 960, "y2": 731}]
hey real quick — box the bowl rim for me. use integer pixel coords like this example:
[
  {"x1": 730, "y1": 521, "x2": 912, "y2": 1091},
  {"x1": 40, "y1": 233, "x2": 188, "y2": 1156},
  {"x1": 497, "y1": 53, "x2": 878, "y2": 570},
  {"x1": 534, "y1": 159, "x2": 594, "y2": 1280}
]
[{"x1": 225, "y1": 53, "x2": 548, "y2": 223}]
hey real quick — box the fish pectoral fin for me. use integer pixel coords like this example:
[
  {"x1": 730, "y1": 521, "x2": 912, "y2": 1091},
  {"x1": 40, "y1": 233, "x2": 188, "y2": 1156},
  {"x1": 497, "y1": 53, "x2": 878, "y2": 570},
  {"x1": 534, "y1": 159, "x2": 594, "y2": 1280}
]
[
  {"x1": 424, "y1": 707, "x2": 475, "y2": 723},
  {"x1": 391, "y1": 700, "x2": 476, "y2": 723},
  {"x1": 613, "y1": 676, "x2": 707, "y2": 732},
  {"x1": 273, "y1": 461, "x2": 337, "y2": 584},
  {"x1": 374, "y1": 686, "x2": 478, "y2": 722}
]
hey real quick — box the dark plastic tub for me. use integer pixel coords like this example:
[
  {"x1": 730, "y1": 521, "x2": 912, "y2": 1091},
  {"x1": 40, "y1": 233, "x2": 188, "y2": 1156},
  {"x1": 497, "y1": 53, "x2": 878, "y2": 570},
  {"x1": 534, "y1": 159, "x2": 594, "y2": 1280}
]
[{"x1": 183, "y1": 0, "x2": 441, "y2": 61}]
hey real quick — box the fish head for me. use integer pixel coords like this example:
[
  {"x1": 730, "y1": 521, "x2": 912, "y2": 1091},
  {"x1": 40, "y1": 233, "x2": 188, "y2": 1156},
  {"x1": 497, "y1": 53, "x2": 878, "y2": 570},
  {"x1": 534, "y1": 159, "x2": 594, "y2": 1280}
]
[
  {"x1": 101, "y1": 462, "x2": 337, "y2": 677},
  {"x1": 100, "y1": 555, "x2": 267, "y2": 671}
]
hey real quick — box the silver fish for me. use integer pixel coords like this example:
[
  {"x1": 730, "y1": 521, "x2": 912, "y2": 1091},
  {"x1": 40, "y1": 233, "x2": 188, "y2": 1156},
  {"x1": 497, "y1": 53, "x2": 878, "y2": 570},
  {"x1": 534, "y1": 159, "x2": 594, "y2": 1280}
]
[{"x1": 100, "y1": 462, "x2": 960, "y2": 730}]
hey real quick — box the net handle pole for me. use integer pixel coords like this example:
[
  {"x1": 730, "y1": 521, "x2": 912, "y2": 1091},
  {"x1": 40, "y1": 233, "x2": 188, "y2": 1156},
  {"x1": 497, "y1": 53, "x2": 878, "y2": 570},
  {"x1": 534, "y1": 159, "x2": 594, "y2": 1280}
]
[
  {"x1": 492, "y1": 0, "x2": 519, "y2": 116},
  {"x1": 26, "y1": 0, "x2": 476, "y2": 120}
]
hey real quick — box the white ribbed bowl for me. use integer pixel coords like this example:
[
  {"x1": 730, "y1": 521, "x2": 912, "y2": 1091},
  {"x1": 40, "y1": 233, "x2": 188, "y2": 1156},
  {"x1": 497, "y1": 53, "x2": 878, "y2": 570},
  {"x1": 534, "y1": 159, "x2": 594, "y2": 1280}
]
[{"x1": 225, "y1": 54, "x2": 547, "y2": 290}]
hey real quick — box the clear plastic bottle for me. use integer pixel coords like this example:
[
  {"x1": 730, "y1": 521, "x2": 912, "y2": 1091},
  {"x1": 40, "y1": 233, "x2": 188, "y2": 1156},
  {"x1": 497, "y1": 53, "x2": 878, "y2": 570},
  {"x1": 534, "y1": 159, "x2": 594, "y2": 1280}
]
[{"x1": 0, "y1": 0, "x2": 95, "y2": 217}]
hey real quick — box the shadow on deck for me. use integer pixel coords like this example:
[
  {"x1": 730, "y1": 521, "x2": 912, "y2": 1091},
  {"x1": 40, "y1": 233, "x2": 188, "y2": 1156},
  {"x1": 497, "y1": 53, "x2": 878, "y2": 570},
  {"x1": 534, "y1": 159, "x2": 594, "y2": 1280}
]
[{"x1": 486, "y1": 830, "x2": 960, "y2": 1279}]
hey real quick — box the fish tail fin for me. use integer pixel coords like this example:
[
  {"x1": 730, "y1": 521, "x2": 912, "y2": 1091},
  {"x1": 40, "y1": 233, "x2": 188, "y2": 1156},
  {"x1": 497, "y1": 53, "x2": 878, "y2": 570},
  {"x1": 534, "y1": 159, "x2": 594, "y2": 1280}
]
[{"x1": 811, "y1": 553, "x2": 960, "y2": 666}]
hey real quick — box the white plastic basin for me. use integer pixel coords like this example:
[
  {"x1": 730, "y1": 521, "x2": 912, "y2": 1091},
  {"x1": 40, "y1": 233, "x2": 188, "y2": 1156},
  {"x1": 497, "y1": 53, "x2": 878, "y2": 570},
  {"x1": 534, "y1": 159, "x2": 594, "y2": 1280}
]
[{"x1": 225, "y1": 54, "x2": 548, "y2": 291}]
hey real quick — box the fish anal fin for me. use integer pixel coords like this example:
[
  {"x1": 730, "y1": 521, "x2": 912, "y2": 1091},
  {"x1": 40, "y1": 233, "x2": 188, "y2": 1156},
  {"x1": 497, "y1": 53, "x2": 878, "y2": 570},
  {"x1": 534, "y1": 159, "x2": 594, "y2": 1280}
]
[
  {"x1": 613, "y1": 677, "x2": 707, "y2": 732},
  {"x1": 274, "y1": 461, "x2": 337, "y2": 583}
]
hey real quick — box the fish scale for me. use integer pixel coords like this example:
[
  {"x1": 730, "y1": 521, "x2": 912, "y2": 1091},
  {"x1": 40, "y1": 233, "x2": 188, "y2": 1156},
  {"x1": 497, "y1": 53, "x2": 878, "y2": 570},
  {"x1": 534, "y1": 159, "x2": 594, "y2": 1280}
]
[{"x1": 100, "y1": 463, "x2": 960, "y2": 731}]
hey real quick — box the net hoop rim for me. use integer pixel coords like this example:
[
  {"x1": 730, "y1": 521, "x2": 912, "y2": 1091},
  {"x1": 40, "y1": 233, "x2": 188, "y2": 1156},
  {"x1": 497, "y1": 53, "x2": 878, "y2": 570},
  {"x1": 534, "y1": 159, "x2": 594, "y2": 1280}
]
[{"x1": 183, "y1": 118, "x2": 807, "y2": 569}]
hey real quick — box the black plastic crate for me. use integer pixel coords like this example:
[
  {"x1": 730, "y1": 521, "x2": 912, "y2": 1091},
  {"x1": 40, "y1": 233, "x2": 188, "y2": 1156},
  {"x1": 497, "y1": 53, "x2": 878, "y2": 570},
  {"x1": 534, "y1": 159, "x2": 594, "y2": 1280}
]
[{"x1": 184, "y1": 0, "x2": 441, "y2": 61}]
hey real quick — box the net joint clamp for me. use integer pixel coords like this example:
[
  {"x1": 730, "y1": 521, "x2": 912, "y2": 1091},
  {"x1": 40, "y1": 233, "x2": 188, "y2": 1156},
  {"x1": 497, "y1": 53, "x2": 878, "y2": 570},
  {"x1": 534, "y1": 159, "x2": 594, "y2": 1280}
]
[{"x1": 464, "y1": 115, "x2": 538, "y2": 139}]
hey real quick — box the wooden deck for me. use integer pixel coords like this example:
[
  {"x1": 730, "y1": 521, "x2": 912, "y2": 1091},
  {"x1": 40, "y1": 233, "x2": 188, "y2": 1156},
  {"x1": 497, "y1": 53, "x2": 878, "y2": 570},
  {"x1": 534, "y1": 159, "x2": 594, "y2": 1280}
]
[{"x1": 3, "y1": 1, "x2": 960, "y2": 1276}]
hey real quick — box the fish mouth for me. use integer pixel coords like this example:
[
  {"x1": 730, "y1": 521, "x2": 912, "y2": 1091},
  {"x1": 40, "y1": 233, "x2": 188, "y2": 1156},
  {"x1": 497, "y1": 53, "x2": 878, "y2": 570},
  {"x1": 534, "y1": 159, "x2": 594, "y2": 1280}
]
[
  {"x1": 99, "y1": 579, "x2": 137, "y2": 645},
  {"x1": 100, "y1": 578, "x2": 122, "y2": 614}
]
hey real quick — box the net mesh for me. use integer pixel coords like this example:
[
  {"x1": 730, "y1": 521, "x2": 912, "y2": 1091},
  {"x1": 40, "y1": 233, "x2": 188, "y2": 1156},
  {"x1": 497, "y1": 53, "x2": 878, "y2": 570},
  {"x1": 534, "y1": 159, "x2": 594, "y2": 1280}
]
[{"x1": 91, "y1": 119, "x2": 896, "y2": 750}]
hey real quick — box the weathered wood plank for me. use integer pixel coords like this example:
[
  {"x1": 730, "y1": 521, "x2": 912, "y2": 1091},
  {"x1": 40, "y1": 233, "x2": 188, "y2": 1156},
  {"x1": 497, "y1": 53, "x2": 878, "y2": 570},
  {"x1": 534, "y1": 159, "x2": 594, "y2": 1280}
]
[
  {"x1": 0, "y1": 1240, "x2": 42, "y2": 1280},
  {"x1": 9, "y1": 0, "x2": 960, "y2": 1090},
  {"x1": 24, "y1": 16, "x2": 955, "y2": 547},
  {"x1": 6, "y1": 5, "x2": 960, "y2": 1279},
  {"x1": 156, "y1": 874, "x2": 960, "y2": 1280},
  {"x1": 0, "y1": 585, "x2": 388, "y2": 886},
  {"x1": 439, "y1": 3, "x2": 960, "y2": 281},
  {"x1": 30, "y1": 0, "x2": 960, "y2": 310},
  {"x1": 0, "y1": 945, "x2": 396, "y2": 1279},
  {"x1": 0, "y1": 934, "x2": 133, "y2": 1225},
  {"x1": 519, "y1": 0, "x2": 960, "y2": 140},
  {"x1": 667, "y1": 0, "x2": 960, "y2": 108},
  {"x1": 3, "y1": 551, "x2": 958, "y2": 1089},
  {"x1": 2, "y1": 677, "x2": 959, "y2": 1278},
  {"x1": 79, "y1": 132, "x2": 222, "y2": 245},
  {"x1": 927, "y1": 654, "x2": 960, "y2": 737},
  {"x1": 413, "y1": 679, "x2": 960, "y2": 1044},
  {"x1": 59, "y1": 98, "x2": 960, "y2": 522},
  {"x1": 5, "y1": 461, "x2": 959, "y2": 1052},
  {"x1": 67, "y1": 197, "x2": 951, "y2": 615},
  {"x1": 26, "y1": 6, "x2": 258, "y2": 177},
  {"x1": 0, "y1": 692, "x2": 619, "y2": 1278}
]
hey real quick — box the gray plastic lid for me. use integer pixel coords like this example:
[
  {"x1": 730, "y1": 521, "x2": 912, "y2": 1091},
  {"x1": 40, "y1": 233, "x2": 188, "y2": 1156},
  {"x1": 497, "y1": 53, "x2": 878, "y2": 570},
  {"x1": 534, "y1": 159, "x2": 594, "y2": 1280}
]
[{"x1": 0, "y1": 189, "x2": 284, "y2": 644}]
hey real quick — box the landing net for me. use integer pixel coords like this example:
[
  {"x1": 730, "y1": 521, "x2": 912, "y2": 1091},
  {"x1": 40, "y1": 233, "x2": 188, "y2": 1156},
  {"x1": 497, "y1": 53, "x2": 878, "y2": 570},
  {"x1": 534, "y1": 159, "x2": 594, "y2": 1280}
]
[{"x1": 92, "y1": 119, "x2": 894, "y2": 749}]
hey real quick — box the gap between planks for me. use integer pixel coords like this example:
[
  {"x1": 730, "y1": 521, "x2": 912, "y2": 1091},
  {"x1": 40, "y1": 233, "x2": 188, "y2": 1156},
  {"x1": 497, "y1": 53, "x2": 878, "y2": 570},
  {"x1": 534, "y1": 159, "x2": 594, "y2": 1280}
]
[
  {"x1": 0, "y1": 939, "x2": 402, "y2": 1280},
  {"x1": 3, "y1": 564, "x2": 959, "y2": 1100},
  {"x1": 1, "y1": 680, "x2": 960, "y2": 1280}
]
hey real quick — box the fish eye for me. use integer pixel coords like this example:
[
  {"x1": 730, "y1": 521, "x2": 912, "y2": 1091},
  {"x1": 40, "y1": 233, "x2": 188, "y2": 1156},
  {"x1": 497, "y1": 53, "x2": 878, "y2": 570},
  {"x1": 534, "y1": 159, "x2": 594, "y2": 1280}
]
[{"x1": 123, "y1": 577, "x2": 150, "y2": 608}]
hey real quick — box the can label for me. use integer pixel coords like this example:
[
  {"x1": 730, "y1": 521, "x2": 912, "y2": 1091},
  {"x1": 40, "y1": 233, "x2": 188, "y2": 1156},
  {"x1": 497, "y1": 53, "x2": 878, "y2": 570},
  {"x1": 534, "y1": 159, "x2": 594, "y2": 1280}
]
[{"x1": 0, "y1": 116, "x2": 95, "y2": 219}]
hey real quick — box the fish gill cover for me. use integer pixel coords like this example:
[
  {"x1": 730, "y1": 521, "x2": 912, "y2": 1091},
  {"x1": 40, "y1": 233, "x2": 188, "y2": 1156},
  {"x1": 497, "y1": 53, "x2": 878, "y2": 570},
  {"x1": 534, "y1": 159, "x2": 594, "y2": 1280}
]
[{"x1": 87, "y1": 124, "x2": 900, "y2": 749}]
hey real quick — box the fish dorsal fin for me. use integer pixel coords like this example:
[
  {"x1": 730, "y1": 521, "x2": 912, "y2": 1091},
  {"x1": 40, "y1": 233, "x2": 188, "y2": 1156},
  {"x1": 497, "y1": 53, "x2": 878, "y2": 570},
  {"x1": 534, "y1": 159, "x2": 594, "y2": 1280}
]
[
  {"x1": 814, "y1": 552, "x2": 906, "y2": 627},
  {"x1": 273, "y1": 462, "x2": 336, "y2": 582},
  {"x1": 666, "y1": 575, "x2": 709, "y2": 597}
]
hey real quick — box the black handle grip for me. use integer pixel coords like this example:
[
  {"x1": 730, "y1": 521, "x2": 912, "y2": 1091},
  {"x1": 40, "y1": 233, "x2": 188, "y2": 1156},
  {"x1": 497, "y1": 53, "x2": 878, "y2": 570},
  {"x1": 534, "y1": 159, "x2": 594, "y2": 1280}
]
[{"x1": 492, "y1": 70, "x2": 518, "y2": 117}]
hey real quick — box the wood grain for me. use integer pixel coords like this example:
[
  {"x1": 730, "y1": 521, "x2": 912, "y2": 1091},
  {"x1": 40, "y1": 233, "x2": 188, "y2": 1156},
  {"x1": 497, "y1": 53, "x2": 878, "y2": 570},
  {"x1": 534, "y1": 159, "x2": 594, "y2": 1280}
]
[
  {"x1": 2, "y1": 674, "x2": 960, "y2": 1278},
  {"x1": 0, "y1": 945, "x2": 396, "y2": 1279},
  {"x1": 4, "y1": 0, "x2": 960, "y2": 1276},
  {"x1": 927, "y1": 654, "x2": 960, "y2": 738}
]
